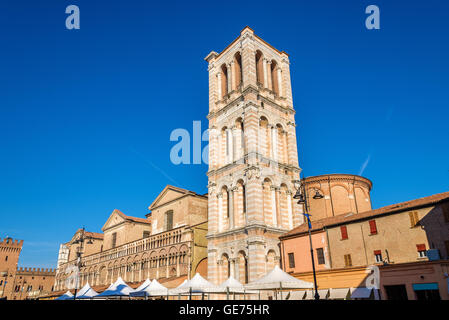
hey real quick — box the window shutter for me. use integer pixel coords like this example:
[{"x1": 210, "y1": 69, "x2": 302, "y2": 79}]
[
  {"x1": 369, "y1": 220, "x2": 377, "y2": 234},
  {"x1": 416, "y1": 244, "x2": 426, "y2": 251},
  {"x1": 409, "y1": 212, "x2": 415, "y2": 227},
  {"x1": 341, "y1": 226, "x2": 348, "y2": 240}
]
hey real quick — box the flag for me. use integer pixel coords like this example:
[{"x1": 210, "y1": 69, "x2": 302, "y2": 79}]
[{"x1": 302, "y1": 213, "x2": 312, "y2": 229}]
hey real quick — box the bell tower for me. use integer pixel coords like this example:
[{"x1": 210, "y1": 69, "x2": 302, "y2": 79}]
[{"x1": 205, "y1": 27, "x2": 303, "y2": 284}]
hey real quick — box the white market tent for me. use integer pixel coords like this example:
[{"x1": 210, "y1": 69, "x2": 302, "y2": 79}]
[
  {"x1": 134, "y1": 278, "x2": 151, "y2": 292},
  {"x1": 245, "y1": 265, "x2": 313, "y2": 299},
  {"x1": 218, "y1": 276, "x2": 259, "y2": 299},
  {"x1": 170, "y1": 273, "x2": 221, "y2": 299},
  {"x1": 55, "y1": 290, "x2": 74, "y2": 300},
  {"x1": 130, "y1": 279, "x2": 169, "y2": 298},
  {"x1": 96, "y1": 277, "x2": 135, "y2": 298},
  {"x1": 75, "y1": 282, "x2": 99, "y2": 299}
]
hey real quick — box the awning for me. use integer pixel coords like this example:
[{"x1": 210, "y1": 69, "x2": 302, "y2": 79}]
[
  {"x1": 328, "y1": 288, "x2": 350, "y2": 300},
  {"x1": 288, "y1": 290, "x2": 306, "y2": 300},
  {"x1": 350, "y1": 287, "x2": 372, "y2": 299},
  {"x1": 304, "y1": 289, "x2": 329, "y2": 300},
  {"x1": 412, "y1": 283, "x2": 439, "y2": 291}
]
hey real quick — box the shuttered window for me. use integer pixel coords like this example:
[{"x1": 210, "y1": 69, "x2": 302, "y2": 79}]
[
  {"x1": 316, "y1": 248, "x2": 325, "y2": 265},
  {"x1": 374, "y1": 250, "x2": 382, "y2": 263},
  {"x1": 369, "y1": 220, "x2": 377, "y2": 235},
  {"x1": 416, "y1": 243, "x2": 427, "y2": 258},
  {"x1": 409, "y1": 211, "x2": 419, "y2": 227},
  {"x1": 340, "y1": 226, "x2": 348, "y2": 240},
  {"x1": 344, "y1": 254, "x2": 352, "y2": 267},
  {"x1": 288, "y1": 253, "x2": 295, "y2": 268}
]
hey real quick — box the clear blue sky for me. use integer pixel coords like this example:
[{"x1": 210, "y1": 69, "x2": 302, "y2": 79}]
[{"x1": 0, "y1": 1, "x2": 448, "y2": 268}]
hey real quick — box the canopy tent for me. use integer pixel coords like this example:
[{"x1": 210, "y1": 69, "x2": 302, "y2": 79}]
[
  {"x1": 245, "y1": 265, "x2": 313, "y2": 299},
  {"x1": 170, "y1": 273, "x2": 221, "y2": 299},
  {"x1": 328, "y1": 288, "x2": 350, "y2": 300},
  {"x1": 350, "y1": 287, "x2": 379, "y2": 300},
  {"x1": 75, "y1": 283, "x2": 99, "y2": 299},
  {"x1": 130, "y1": 279, "x2": 169, "y2": 297},
  {"x1": 96, "y1": 277, "x2": 135, "y2": 298},
  {"x1": 134, "y1": 279, "x2": 151, "y2": 292},
  {"x1": 55, "y1": 290, "x2": 74, "y2": 300},
  {"x1": 218, "y1": 276, "x2": 259, "y2": 299}
]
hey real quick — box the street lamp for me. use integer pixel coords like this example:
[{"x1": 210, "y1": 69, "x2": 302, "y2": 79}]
[
  {"x1": 293, "y1": 178, "x2": 323, "y2": 301},
  {"x1": 72, "y1": 227, "x2": 93, "y2": 300}
]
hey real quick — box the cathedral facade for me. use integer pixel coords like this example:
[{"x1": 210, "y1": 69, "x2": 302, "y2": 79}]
[{"x1": 205, "y1": 27, "x2": 305, "y2": 285}]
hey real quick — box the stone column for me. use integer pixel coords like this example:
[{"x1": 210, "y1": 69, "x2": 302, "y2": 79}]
[
  {"x1": 271, "y1": 186, "x2": 277, "y2": 226},
  {"x1": 230, "y1": 258, "x2": 237, "y2": 278},
  {"x1": 287, "y1": 191, "x2": 293, "y2": 230},
  {"x1": 267, "y1": 60, "x2": 272, "y2": 91},
  {"x1": 232, "y1": 125, "x2": 239, "y2": 162},
  {"x1": 263, "y1": 58, "x2": 268, "y2": 88},
  {"x1": 217, "y1": 193, "x2": 223, "y2": 232},
  {"x1": 217, "y1": 72, "x2": 222, "y2": 100},
  {"x1": 227, "y1": 63, "x2": 232, "y2": 95},
  {"x1": 277, "y1": 67, "x2": 283, "y2": 97},
  {"x1": 229, "y1": 187, "x2": 236, "y2": 229},
  {"x1": 227, "y1": 129, "x2": 233, "y2": 164},
  {"x1": 271, "y1": 125, "x2": 278, "y2": 161},
  {"x1": 230, "y1": 60, "x2": 235, "y2": 92},
  {"x1": 176, "y1": 254, "x2": 180, "y2": 277},
  {"x1": 275, "y1": 187, "x2": 281, "y2": 227}
]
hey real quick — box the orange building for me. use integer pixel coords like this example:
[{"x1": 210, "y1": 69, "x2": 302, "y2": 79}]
[{"x1": 280, "y1": 190, "x2": 449, "y2": 300}]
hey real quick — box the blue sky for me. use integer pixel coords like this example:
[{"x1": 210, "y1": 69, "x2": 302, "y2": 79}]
[{"x1": 0, "y1": 1, "x2": 448, "y2": 267}]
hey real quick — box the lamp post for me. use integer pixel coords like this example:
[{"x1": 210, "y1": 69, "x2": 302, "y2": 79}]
[
  {"x1": 293, "y1": 178, "x2": 323, "y2": 300},
  {"x1": 71, "y1": 227, "x2": 93, "y2": 300}
]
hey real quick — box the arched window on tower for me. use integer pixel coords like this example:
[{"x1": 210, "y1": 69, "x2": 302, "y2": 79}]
[
  {"x1": 234, "y1": 52, "x2": 243, "y2": 90},
  {"x1": 255, "y1": 50, "x2": 264, "y2": 87},
  {"x1": 221, "y1": 64, "x2": 228, "y2": 99},
  {"x1": 271, "y1": 60, "x2": 279, "y2": 96}
]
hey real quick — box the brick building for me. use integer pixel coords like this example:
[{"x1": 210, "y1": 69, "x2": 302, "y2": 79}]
[
  {"x1": 54, "y1": 185, "x2": 208, "y2": 293},
  {"x1": 0, "y1": 237, "x2": 56, "y2": 300},
  {"x1": 205, "y1": 27, "x2": 304, "y2": 285},
  {"x1": 280, "y1": 191, "x2": 449, "y2": 299}
]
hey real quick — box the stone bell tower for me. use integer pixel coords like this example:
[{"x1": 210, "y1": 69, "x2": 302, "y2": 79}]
[{"x1": 205, "y1": 27, "x2": 303, "y2": 285}]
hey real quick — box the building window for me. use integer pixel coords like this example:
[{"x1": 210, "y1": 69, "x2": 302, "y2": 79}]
[
  {"x1": 288, "y1": 253, "x2": 295, "y2": 268},
  {"x1": 143, "y1": 231, "x2": 150, "y2": 239},
  {"x1": 417, "y1": 244, "x2": 427, "y2": 258},
  {"x1": 374, "y1": 250, "x2": 383, "y2": 263},
  {"x1": 369, "y1": 220, "x2": 378, "y2": 235},
  {"x1": 340, "y1": 226, "x2": 348, "y2": 240},
  {"x1": 165, "y1": 210, "x2": 173, "y2": 231},
  {"x1": 409, "y1": 211, "x2": 419, "y2": 227},
  {"x1": 111, "y1": 232, "x2": 117, "y2": 248},
  {"x1": 316, "y1": 248, "x2": 325, "y2": 265},
  {"x1": 344, "y1": 254, "x2": 352, "y2": 267},
  {"x1": 5, "y1": 256, "x2": 7, "y2": 261}
]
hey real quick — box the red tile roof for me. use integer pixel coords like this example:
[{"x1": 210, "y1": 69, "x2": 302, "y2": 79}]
[
  {"x1": 281, "y1": 191, "x2": 449, "y2": 239},
  {"x1": 113, "y1": 209, "x2": 150, "y2": 224}
]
